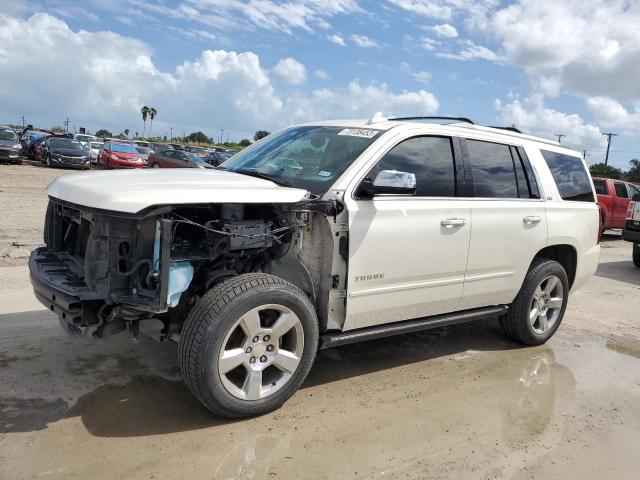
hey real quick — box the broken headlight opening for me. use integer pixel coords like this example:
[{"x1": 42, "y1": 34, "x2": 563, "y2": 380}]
[{"x1": 30, "y1": 200, "x2": 306, "y2": 341}]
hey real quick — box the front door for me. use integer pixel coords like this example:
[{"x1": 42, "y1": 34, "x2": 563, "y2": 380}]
[
  {"x1": 612, "y1": 181, "x2": 631, "y2": 228},
  {"x1": 343, "y1": 135, "x2": 471, "y2": 331}
]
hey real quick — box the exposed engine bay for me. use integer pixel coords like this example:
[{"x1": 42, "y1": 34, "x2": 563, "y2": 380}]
[{"x1": 30, "y1": 198, "x2": 344, "y2": 341}]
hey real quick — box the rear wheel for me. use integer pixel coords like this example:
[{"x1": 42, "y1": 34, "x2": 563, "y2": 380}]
[
  {"x1": 152, "y1": 163, "x2": 160, "y2": 168},
  {"x1": 633, "y1": 243, "x2": 640, "y2": 268},
  {"x1": 178, "y1": 273, "x2": 318, "y2": 418},
  {"x1": 500, "y1": 258, "x2": 569, "y2": 345}
]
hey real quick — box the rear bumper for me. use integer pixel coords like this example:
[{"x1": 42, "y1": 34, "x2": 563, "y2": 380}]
[{"x1": 622, "y1": 222, "x2": 640, "y2": 243}]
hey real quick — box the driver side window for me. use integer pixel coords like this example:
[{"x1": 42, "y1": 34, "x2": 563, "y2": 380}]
[{"x1": 364, "y1": 136, "x2": 457, "y2": 197}]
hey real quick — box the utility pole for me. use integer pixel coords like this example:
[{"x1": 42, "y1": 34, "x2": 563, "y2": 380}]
[
  {"x1": 21, "y1": 116, "x2": 25, "y2": 128},
  {"x1": 219, "y1": 129, "x2": 224, "y2": 144},
  {"x1": 63, "y1": 117, "x2": 70, "y2": 133},
  {"x1": 583, "y1": 150, "x2": 588, "y2": 160},
  {"x1": 170, "y1": 127, "x2": 173, "y2": 142},
  {"x1": 226, "y1": 132, "x2": 230, "y2": 143},
  {"x1": 555, "y1": 133, "x2": 566, "y2": 143},
  {"x1": 602, "y1": 132, "x2": 618, "y2": 166}
]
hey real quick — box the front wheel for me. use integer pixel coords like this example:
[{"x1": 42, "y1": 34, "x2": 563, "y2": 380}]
[
  {"x1": 151, "y1": 163, "x2": 160, "y2": 168},
  {"x1": 633, "y1": 243, "x2": 640, "y2": 268},
  {"x1": 178, "y1": 273, "x2": 319, "y2": 418},
  {"x1": 500, "y1": 258, "x2": 569, "y2": 346}
]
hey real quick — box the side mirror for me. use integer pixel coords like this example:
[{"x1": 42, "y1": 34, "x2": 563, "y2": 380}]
[{"x1": 361, "y1": 170, "x2": 417, "y2": 197}]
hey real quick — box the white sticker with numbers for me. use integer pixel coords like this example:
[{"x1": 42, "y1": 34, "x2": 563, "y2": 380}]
[{"x1": 337, "y1": 128, "x2": 378, "y2": 138}]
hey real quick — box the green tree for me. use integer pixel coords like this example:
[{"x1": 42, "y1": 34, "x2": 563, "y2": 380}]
[
  {"x1": 95, "y1": 129, "x2": 112, "y2": 138},
  {"x1": 135, "y1": 131, "x2": 139, "y2": 138},
  {"x1": 254, "y1": 130, "x2": 270, "y2": 141},
  {"x1": 239, "y1": 138, "x2": 252, "y2": 147},
  {"x1": 185, "y1": 131, "x2": 211, "y2": 144},
  {"x1": 148, "y1": 107, "x2": 157, "y2": 139},
  {"x1": 140, "y1": 106, "x2": 150, "y2": 138},
  {"x1": 627, "y1": 159, "x2": 640, "y2": 183},
  {"x1": 124, "y1": 128, "x2": 129, "y2": 139},
  {"x1": 590, "y1": 163, "x2": 623, "y2": 179}
]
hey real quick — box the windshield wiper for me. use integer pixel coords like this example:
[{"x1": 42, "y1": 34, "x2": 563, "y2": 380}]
[{"x1": 231, "y1": 168, "x2": 290, "y2": 187}]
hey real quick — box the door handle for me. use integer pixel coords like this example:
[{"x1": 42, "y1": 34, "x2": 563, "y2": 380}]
[
  {"x1": 523, "y1": 215, "x2": 542, "y2": 224},
  {"x1": 441, "y1": 218, "x2": 467, "y2": 228}
]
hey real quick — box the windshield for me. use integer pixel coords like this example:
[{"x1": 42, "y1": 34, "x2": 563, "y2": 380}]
[
  {"x1": 0, "y1": 130, "x2": 17, "y2": 140},
  {"x1": 220, "y1": 126, "x2": 381, "y2": 194},
  {"x1": 51, "y1": 139, "x2": 84, "y2": 150},
  {"x1": 90, "y1": 142, "x2": 103, "y2": 149},
  {"x1": 75, "y1": 135, "x2": 96, "y2": 143},
  {"x1": 111, "y1": 143, "x2": 139, "y2": 154},
  {"x1": 135, "y1": 147, "x2": 152, "y2": 154}
]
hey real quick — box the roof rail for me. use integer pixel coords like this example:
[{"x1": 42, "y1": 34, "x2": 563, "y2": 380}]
[
  {"x1": 487, "y1": 126, "x2": 523, "y2": 134},
  {"x1": 389, "y1": 116, "x2": 475, "y2": 125}
]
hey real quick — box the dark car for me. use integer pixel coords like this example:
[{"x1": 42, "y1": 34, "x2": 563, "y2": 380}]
[
  {"x1": 22, "y1": 131, "x2": 51, "y2": 158},
  {"x1": 148, "y1": 149, "x2": 214, "y2": 169},
  {"x1": 0, "y1": 127, "x2": 23, "y2": 164},
  {"x1": 43, "y1": 137, "x2": 91, "y2": 169},
  {"x1": 31, "y1": 135, "x2": 51, "y2": 163},
  {"x1": 204, "y1": 150, "x2": 230, "y2": 166},
  {"x1": 622, "y1": 193, "x2": 640, "y2": 267}
]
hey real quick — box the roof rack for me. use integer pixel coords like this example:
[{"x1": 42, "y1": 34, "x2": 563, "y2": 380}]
[
  {"x1": 487, "y1": 126, "x2": 523, "y2": 134},
  {"x1": 389, "y1": 116, "x2": 476, "y2": 125}
]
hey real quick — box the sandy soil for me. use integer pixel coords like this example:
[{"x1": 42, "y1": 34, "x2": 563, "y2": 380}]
[
  {"x1": 0, "y1": 163, "x2": 639, "y2": 479},
  {"x1": 0, "y1": 162, "x2": 68, "y2": 266}
]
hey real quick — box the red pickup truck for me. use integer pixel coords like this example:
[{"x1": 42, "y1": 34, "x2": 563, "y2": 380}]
[{"x1": 593, "y1": 177, "x2": 640, "y2": 232}]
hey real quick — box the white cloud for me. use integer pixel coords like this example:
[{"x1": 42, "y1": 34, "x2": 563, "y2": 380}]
[
  {"x1": 0, "y1": 13, "x2": 439, "y2": 137},
  {"x1": 314, "y1": 69, "x2": 330, "y2": 80},
  {"x1": 428, "y1": 23, "x2": 458, "y2": 38},
  {"x1": 420, "y1": 37, "x2": 440, "y2": 51},
  {"x1": 437, "y1": 40, "x2": 501, "y2": 61},
  {"x1": 271, "y1": 57, "x2": 307, "y2": 85},
  {"x1": 291, "y1": 80, "x2": 439, "y2": 119},
  {"x1": 134, "y1": 0, "x2": 361, "y2": 34},
  {"x1": 495, "y1": 95, "x2": 605, "y2": 149},
  {"x1": 327, "y1": 33, "x2": 346, "y2": 45},
  {"x1": 351, "y1": 34, "x2": 379, "y2": 48},
  {"x1": 387, "y1": 0, "x2": 499, "y2": 27},
  {"x1": 586, "y1": 97, "x2": 640, "y2": 131},
  {"x1": 489, "y1": 0, "x2": 640, "y2": 102},
  {"x1": 413, "y1": 71, "x2": 432, "y2": 83},
  {"x1": 387, "y1": 0, "x2": 452, "y2": 20}
]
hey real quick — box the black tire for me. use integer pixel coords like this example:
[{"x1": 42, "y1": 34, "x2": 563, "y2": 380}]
[
  {"x1": 500, "y1": 258, "x2": 569, "y2": 346},
  {"x1": 178, "y1": 273, "x2": 319, "y2": 418},
  {"x1": 633, "y1": 243, "x2": 640, "y2": 268}
]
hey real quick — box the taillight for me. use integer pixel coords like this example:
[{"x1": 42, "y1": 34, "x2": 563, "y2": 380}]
[{"x1": 626, "y1": 201, "x2": 636, "y2": 220}]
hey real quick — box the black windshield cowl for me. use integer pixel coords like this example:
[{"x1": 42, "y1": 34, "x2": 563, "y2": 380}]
[{"x1": 228, "y1": 168, "x2": 292, "y2": 187}]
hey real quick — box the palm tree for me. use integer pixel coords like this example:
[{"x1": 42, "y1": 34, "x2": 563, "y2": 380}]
[
  {"x1": 140, "y1": 106, "x2": 150, "y2": 138},
  {"x1": 148, "y1": 107, "x2": 157, "y2": 139},
  {"x1": 124, "y1": 128, "x2": 130, "y2": 139}
]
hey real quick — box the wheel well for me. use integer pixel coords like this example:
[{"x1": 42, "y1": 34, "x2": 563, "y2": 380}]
[{"x1": 533, "y1": 245, "x2": 577, "y2": 288}]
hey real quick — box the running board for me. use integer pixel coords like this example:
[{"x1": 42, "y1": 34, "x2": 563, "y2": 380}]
[{"x1": 319, "y1": 305, "x2": 508, "y2": 349}]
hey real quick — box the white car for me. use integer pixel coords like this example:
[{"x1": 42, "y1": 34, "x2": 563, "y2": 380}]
[
  {"x1": 30, "y1": 114, "x2": 600, "y2": 418},
  {"x1": 88, "y1": 141, "x2": 103, "y2": 164},
  {"x1": 73, "y1": 133, "x2": 98, "y2": 148}
]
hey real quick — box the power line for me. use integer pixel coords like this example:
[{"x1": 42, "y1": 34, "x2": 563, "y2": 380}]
[{"x1": 602, "y1": 132, "x2": 618, "y2": 166}]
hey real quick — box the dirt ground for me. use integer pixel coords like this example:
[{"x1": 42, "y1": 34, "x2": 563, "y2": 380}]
[{"x1": 1, "y1": 163, "x2": 639, "y2": 479}]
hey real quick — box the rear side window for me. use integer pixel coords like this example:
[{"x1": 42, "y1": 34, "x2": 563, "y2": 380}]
[
  {"x1": 593, "y1": 179, "x2": 607, "y2": 195},
  {"x1": 466, "y1": 139, "x2": 518, "y2": 198},
  {"x1": 540, "y1": 150, "x2": 595, "y2": 202},
  {"x1": 367, "y1": 136, "x2": 457, "y2": 197},
  {"x1": 614, "y1": 182, "x2": 628, "y2": 198}
]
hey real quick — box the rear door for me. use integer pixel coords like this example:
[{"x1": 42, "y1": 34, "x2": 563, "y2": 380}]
[
  {"x1": 343, "y1": 135, "x2": 472, "y2": 330},
  {"x1": 612, "y1": 181, "x2": 631, "y2": 227},
  {"x1": 458, "y1": 139, "x2": 547, "y2": 309}
]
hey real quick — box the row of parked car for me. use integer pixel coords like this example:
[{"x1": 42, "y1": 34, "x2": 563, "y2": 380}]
[{"x1": 0, "y1": 125, "x2": 235, "y2": 170}]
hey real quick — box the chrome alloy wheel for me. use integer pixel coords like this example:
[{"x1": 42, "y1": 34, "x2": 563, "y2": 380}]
[
  {"x1": 529, "y1": 275, "x2": 564, "y2": 334},
  {"x1": 218, "y1": 304, "x2": 304, "y2": 401}
]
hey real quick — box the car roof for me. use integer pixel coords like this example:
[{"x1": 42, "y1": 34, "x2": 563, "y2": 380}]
[{"x1": 297, "y1": 115, "x2": 576, "y2": 153}]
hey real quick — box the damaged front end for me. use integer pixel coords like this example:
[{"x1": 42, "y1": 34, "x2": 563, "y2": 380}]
[{"x1": 30, "y1": 198, "x2": 330, "y2": 340}]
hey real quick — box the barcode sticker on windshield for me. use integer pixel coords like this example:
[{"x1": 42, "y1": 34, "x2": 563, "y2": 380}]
[{"x1": 337, "y1": 128, "x2": 378, "y2": 138}]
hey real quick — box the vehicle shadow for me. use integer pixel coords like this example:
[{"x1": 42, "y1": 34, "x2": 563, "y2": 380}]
[
  {"x1": 595, "y1": 260, "x2": 640, "y2": 286},
  {"x1": 0, "y1": 310, "x2": 527, "y2": 437}
]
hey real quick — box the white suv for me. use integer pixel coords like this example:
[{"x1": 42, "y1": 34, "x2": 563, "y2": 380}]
[{"x1": 30, "y1": 115, "x2": 600, "y2": 417}]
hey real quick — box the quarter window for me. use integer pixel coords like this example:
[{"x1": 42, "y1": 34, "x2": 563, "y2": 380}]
[
  {"x1": 364, "y1": 136, "x2": 456, "y2": 197},
  {"x1": 540, "y1": 150, "x2": 595, "y2": 202},
  {"x1": 466, "y1": 139, "x2": 518, "y2": 198},
  {"x1": 629, "y1": 184, "x2": 640, "y2": 198}
]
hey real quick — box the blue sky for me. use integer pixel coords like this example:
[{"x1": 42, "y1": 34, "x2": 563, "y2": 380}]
[{"x1": 2, "y1": 0, "x2": 640, "y2": 170}]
